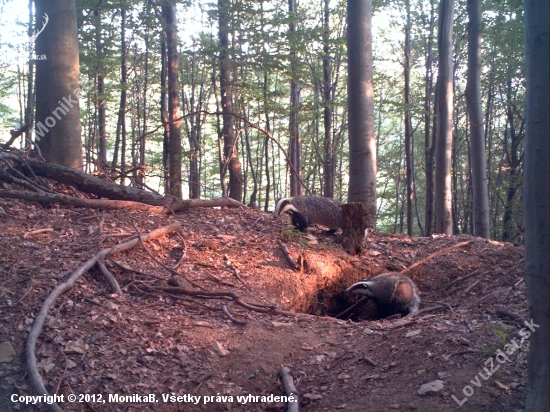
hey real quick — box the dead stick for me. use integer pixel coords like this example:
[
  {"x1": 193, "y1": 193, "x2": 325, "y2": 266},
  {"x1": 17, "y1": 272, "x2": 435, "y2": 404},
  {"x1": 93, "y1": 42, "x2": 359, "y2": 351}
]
[
  {"x1": 462, "y1": 279, "x2": 480, "y2": 295},
  {"x1": 96, "y1": 261, "x2": 123, "y2": 295},
  {"x1": 23, "y1": 228, "x2": 54, "y2": 238},
  {"x1": 400, "y1": 240, "x2": 473, "y2": 276},
  {"x1": 279, "y1": 366, "x2": 299, "y2": 412},
  {"x1": 335, "y1": 296, "x2": 368, "y2": 319},
  {"x1": 221, "y1": 304, "x2": 247, "y2": 325},
  {"x1": 445, "y1": 269, "x2": 481, "y2": 290},
  {"x1": 277, "y1": 240, "x2": 298, "y2": 270},
  {"x1": 25, "y1": 223, "x2": 181, "y2": 412}
]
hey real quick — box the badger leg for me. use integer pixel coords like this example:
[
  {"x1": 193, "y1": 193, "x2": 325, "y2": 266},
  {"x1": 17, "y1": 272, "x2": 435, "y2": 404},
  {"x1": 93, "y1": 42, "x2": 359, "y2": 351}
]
[{"x1": 290, "y1": 212, "x2": 309, "y2": 232}]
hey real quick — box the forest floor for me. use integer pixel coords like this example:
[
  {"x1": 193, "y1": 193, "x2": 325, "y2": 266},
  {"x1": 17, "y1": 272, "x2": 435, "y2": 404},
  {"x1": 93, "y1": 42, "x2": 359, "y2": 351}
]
[{"x1": 0, "y1": 200, "x2": 529, "y2": 411}]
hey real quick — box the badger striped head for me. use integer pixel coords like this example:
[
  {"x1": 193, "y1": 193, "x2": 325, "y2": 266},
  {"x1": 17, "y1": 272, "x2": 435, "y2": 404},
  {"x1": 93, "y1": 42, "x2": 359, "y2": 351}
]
[
  {"x1": 346, "y1": 280, "x2": 374, "y2": 296},
  {"x1": 275, "y1": 197, "x2": 299, "y2": 216}
]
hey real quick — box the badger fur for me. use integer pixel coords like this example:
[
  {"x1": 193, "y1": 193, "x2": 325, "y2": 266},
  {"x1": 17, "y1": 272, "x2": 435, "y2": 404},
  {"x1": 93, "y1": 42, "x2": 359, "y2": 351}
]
[
  {"x1": 275, "y1": 195, "x2": 343, "y2": 232},
  {"x1": 346, "y1": 273, "x2": 420, "y2": 318}
]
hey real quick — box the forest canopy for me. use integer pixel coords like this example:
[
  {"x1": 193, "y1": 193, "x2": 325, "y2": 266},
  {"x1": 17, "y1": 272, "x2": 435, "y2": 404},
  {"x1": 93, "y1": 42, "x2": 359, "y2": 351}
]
[{"x1": 0, "y1": 0, "x2": 526, "y2": 241}]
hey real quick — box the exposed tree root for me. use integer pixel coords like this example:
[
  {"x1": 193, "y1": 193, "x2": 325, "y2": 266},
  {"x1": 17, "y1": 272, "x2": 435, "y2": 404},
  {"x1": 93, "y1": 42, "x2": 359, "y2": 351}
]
[
  {"x1": 279, "y1": 366, "x2": 299, "y2": 412},
  {"x1": 400, "y1": 240, "x2": 473, "y2": 276},
  {"x1": 25, "y1": 223, "x2": 182, "y2": 412}
]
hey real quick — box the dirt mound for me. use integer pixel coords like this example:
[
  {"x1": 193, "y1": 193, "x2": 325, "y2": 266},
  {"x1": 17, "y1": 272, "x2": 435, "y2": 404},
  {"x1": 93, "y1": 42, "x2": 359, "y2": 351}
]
[{"x1": 0, "y1": 200, "x2": 528, "y2": 411}]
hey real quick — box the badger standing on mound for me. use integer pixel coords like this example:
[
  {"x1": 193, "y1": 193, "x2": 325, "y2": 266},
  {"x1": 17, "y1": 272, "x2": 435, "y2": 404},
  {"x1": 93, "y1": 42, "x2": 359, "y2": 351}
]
[
  {"x1": 346, "y1": 273, "x2": 420, "y2": 318},
  {"x1": 275, "y1": 195, "x2": 343, "y2": 233}
]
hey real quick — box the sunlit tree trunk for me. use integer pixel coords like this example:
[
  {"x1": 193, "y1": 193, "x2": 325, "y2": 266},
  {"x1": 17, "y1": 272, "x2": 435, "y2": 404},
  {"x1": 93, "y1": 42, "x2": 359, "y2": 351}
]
[
  {"x1": 219, "y1": 0, "x2": 242, "y2": 201},
  {"x1": 322, "y1": 0, "x2": 334, "y2": 199},
  {"x1": 288, "y1": 0, "x2": 302, "y2": 196},
  {"x1": 347, "y1": 0, "x2": 377, "y2": 228},
  {"x1": 434, "y1": 0, "x2": 454, "y2": 234},
  {"x1": 404, "y1": 0, "x2": 413, "y2": 236},
  {"x1": 465, "y1": 0, "x2": 490, "y2": 238},
  {"x1": 94, "y1": 7, "x2": 107, "y2": 171},
  {"x1": 523, "y1": 0, "x2": 549, "y2": 408},
  {"x1": 34, "y1": 0, "x2": 83, "y2": 170},
  {"x1": 162, "y1": 4, "x2": 182, "y2": 198}
]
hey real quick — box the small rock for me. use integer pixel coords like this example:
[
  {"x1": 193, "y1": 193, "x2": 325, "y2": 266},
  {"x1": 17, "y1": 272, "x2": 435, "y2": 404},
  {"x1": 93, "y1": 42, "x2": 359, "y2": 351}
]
[
  {"x1": 308, "y1": 355, "x2": 325, "y2": 365},
  {"x1": 437, "y1": 371, "x2": 451, "y2": 379},
  {"x1": 337, "y1": 373, "x2": 351, "y2": 380},
  {"x1": 369, "y1": 250, "x2": 381, "y2": 256},
  {"x1": 303, "y1": 393, "x2": 322, "y2": 400},
  {"x1": 0, "y1": 341, "x2": 16, "y2": 363},
  {"x1": 363, "y1": 328, "x2": 374, "y2": 335},
  {"x1": 272, "y1": 321, "x2": 293, "y2": 328},
  {"x1": 66, "y1": 359, "x2": 77, "y2": 369},
  {"x1": 390, "y1": 404, "x2": 400, "y2": 409},
  {"x1": 416, "y1": 369, "x2": 426, "y2": 375},
  {"x1": 105, "y1": 301, "x2": 119, "y2": 310},
  {"x1": 405, "y1": 329, "x2": 421, "y2": 338},
  {"x1": 64, "y1": 341, "x2": 89, "y2": 355},
  {"x1": 335, "y1": 404, "x2": 347, "y2": 409},
  {"x1": 211, "y1": 341, "x2": 230, "y2": 357},
  {"x1": 418, "y1": 380, "x2": 444, "y2": 395}
]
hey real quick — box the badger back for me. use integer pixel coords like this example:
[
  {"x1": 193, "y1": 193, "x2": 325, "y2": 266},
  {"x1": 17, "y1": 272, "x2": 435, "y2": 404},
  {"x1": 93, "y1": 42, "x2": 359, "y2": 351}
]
[{"x1": 293, "y1": 196, "x2": 343, "y2": 229}]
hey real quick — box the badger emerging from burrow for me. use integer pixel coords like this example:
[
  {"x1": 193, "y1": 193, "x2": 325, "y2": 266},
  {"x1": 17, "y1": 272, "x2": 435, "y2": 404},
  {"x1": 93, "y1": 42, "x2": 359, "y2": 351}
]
[
  {"x1": 274, "y1": 195, "x2": 343, "y2": 233},
  {"x1": 346, "y1": 273, "x2": 420, "y2": 318}
]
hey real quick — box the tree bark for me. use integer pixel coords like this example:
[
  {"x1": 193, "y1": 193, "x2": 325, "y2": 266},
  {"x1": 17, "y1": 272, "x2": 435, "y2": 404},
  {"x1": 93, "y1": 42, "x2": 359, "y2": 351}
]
[
  {"x1": 218, "y1": 0, "x2": 243, "y2": 201},
  {"x1": 163, "y1": 4, "x2": 182, "y2": 198},
  {"x1": 465, "y1": 0, "x2": 490, "y2": 238},
  {"x1": 434, "y1": 0, "x2": 454, "y2": 234},
  {"x1": 347, "y1": 0, "x2": 377, "y2": 228},
  {"x1": 288, "y1": 0, "x2": 302, "y2": 197},
  {"x1": 424, "y1": 0, "x2": 436, "y2": 236},
  {"x1": 523, "y1": 0, "x2": 549, "y2": 408},
  {"x1": 322, "y1": 0, "x2": 334, "y2": 199},
  {"x1": 404, "y1": 0, "x2": 413, "y2": 236},
  {"x1": 34, "y1": 0, "x2": 83, "y2": 170},
  {"x1": 94, "y1": 8, "x2": 107, "y2": 171}
]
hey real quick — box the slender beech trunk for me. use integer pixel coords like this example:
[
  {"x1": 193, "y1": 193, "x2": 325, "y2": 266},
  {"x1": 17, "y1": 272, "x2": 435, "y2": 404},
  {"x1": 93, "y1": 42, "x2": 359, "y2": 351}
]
[
  {"x1": 218, "y1": 0, "x2": 242, "y2": 201},
  {"x1": 94, "y1": 8, "x2": 107, "y2": 171},
  {"x1": 404, "y1": 0, "x2": 413, "y2": 236},
  {"x1": 465, "y1": 0, "x2": 490, "y2": 238},
  {"x1": 163, "y1": 4, "x2": 182, "y2": 198},
  {"x1": 160, "y1": 36, "x2": 170, "y2": 194},
  {"x1": 424, "y1": 0, "x2": 436, "y2": 236},
  {"x1": 288, "y1": 0, "x2": 302, "y2": 196},
  {"x1": 112, "y1": 8, "x2": 127, "y2": 183},
  {"x1": 523, "y1": 0, "x2": 549, "y2": 408},
  {"x1": 322, "y1": 0, "x2": 334, "y2": 198},
  {"x1": 24, "y1": 0, "x2": 34, "y2": 148},
  {"x1": 347, "y1": 0, "x2": 377, "y2": 227},
  {"x1": 434, "y1": 0, "x2": 454, "y2": 234}
]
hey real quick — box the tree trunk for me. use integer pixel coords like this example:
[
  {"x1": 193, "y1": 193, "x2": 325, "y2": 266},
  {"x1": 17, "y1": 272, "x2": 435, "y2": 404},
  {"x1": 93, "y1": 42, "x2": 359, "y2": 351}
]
[
  {"x1": 322, "y1": 0, "x2": 334, "y2": 199},
  {"x1": 94, "y1": 8, "x2": 107, "y2": 172},
  {"x1": 112, "y1": 7, "x2": 127, "y2": 182},
  {"x1": 424, "y1": 0, "x2": 436, "y2": 236},
  {"x1": 404, "y1": 0, "x2": 413, "y2": 236},
  {"x1": 434, "y1": 0, "x2": 454, "y2": 234},
  {"x1": 160, "y1": 36, "x2": 170, "y2": 195},
  {"x1": 347, "y1": 0, "x2": 377, "y2": 228},
  {"x1": 34, "y1": 0, "x2": 83, "y2": 170},
  {"x1": 163, "y1": 4, "x2": 182, "y2": 198},
  {"x1": 465, "y1": 0, "x2": 490, "y2": 238},
  {"x1": 288, "y1": 0, "x2": 302, "y2": 197},
  {"x1": 523, "y1": 0, "x2": 549, "y2": 408},
  {"x1": 24, "y1": 0, "x2": 34, "y2": 148},
  {"x1": 218, "y1": 0, "x2": 242, "y2": 201}
]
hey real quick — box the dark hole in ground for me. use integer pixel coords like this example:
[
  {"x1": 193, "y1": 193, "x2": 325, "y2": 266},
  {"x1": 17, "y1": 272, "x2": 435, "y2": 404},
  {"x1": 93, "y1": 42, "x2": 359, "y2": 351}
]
[{"x1": 307, "y1": 288, "x2": 382, "y2": 321}]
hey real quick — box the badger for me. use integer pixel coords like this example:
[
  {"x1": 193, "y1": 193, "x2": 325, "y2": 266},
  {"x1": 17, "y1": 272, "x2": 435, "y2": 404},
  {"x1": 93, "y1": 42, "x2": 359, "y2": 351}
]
[
  {"x1": 346, "y1": 273, "x2": 420, "y2": 318},
  {"x1": 274, "y1": 195, "x2": 343, "y2": 233}
]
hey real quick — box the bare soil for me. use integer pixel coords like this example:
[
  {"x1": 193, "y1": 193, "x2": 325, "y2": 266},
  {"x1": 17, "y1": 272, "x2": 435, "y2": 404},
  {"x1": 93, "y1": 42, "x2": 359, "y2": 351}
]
[{"x1": 0, "y1": 200, "x2": 529, "y2": 411}]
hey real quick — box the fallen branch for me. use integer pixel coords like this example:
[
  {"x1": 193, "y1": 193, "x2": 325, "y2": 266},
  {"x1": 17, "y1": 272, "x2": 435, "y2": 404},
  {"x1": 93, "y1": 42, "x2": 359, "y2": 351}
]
[
  {"x1": 279, "y1": 366, "x2": 299, "y2": 412},
  {"x1": 96, "y1": 261, "x2": 123, "y2": 295},
  {"x1": 335, "y1": 296, "x2": 368, "y2": 319},
  {"x1": 25, "y1": 222, "x2": 182, "y2": 412},
  {"x1": 445, "y1": 269, "x2": 481, "y2": 291},
  {"x1": 221, "y1": 304, "x2": 247, "y2": 325},
  {"x1": 23, "y1": 228, "x2": 54, "y2": 238},
  {"x1": 400, "y1": 240, "x2": 473, "y2": 276},
  {"x1": 277, "y1": 240, "x2": 298, "y2": 270}
]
